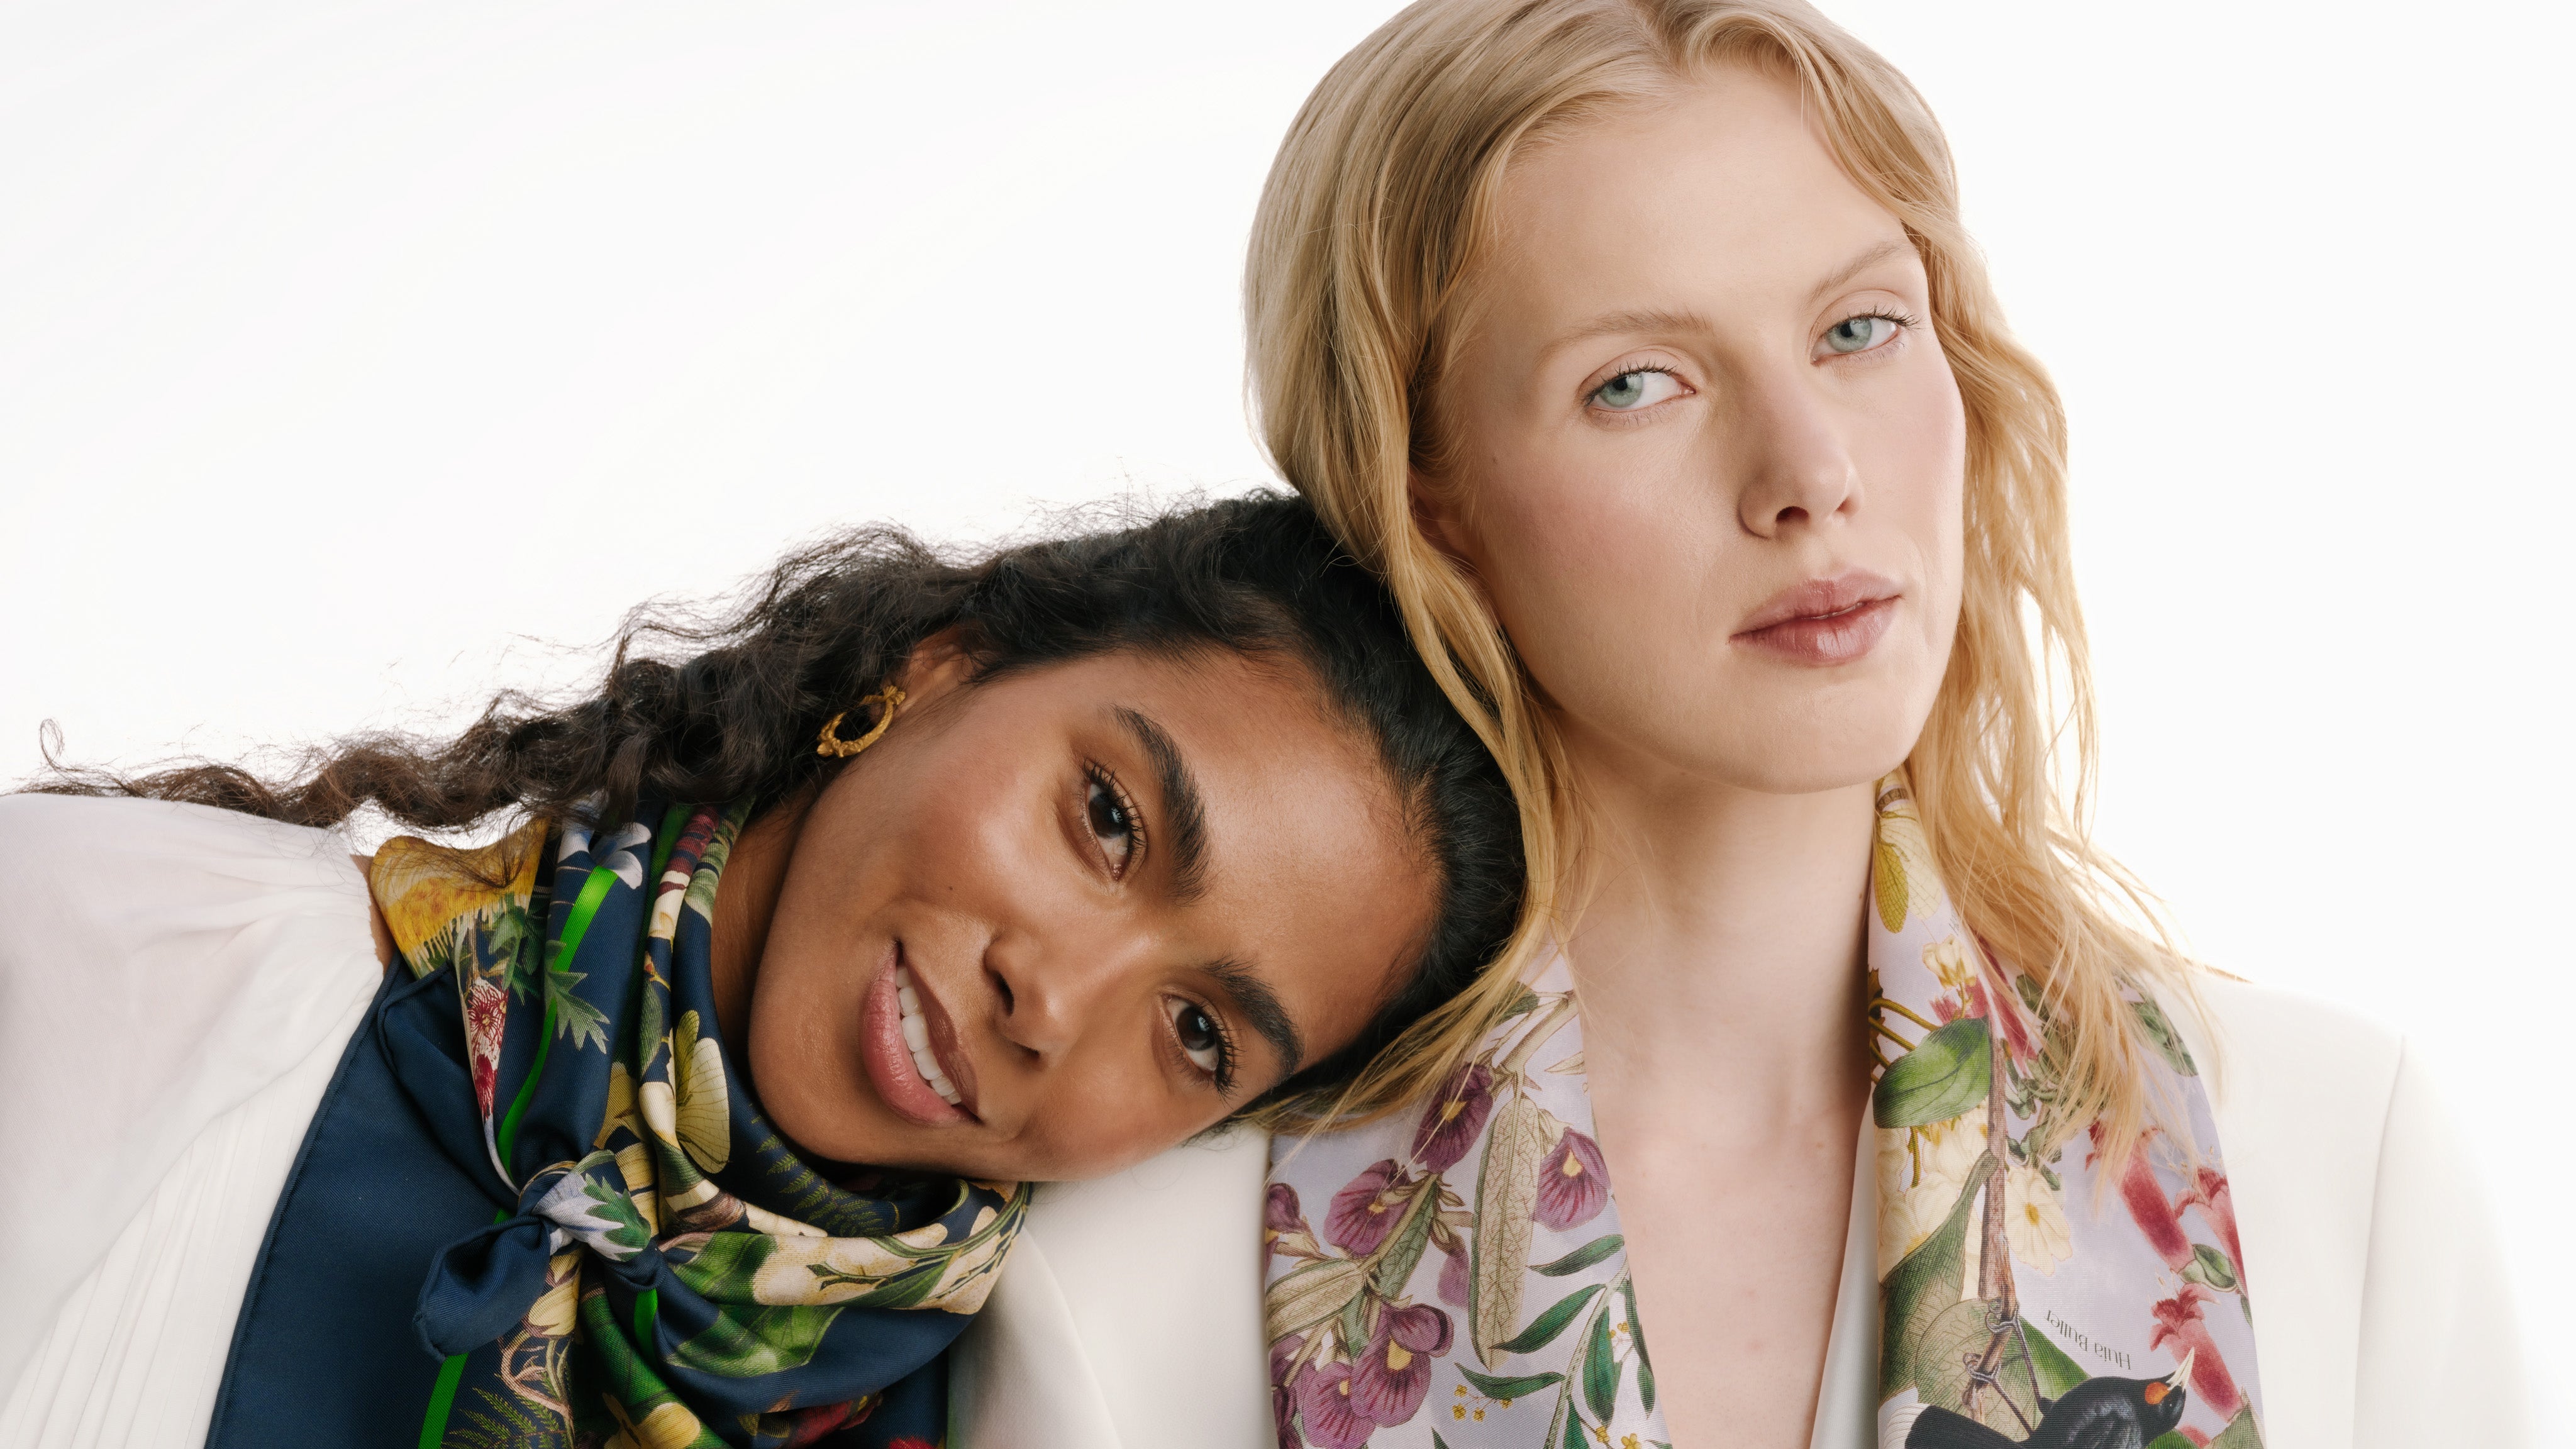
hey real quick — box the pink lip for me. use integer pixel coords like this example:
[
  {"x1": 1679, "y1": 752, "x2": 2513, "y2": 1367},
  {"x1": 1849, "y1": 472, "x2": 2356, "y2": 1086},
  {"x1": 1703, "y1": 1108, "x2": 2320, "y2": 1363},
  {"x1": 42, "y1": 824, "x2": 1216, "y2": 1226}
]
[
  {"x1": 858, "y1": 943, "x2": 981, "y2": 1126},
  {"x1": 1731, "y1": 570, "x2": 1901, "y2": 666}
]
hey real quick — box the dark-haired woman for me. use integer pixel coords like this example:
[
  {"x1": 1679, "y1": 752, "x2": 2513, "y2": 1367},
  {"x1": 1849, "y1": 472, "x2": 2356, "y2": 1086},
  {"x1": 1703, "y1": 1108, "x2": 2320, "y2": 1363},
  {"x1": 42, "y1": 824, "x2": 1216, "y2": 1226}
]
[{"x1": 0, "y1": 493, "x2": 1524, "y2": 1448}]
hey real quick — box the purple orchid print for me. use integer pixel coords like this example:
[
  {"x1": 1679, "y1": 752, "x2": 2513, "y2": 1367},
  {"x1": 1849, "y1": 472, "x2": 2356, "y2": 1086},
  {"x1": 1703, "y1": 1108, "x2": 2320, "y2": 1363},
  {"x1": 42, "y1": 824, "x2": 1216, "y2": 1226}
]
[
  {"x1": 1409, "y1": 1063, "x2": 1495, "y2": 1171},
  {"x1": 1532, "y1": 1128, "x2": 1609, "y2": 1231},
  {"x1": 1350, "y1": 1302, "x2": 1455, "y2": 1425},
  {"x1": 1264, "y1": 983, "x2": 1656, "y2": 1449}
]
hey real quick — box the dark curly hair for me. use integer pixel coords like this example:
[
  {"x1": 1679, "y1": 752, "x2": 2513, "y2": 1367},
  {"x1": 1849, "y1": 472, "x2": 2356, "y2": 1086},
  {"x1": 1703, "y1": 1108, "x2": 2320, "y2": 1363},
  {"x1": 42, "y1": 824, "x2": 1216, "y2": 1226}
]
[{"x1": 30, "y1": 491, "x2": 1523, "y2": 1124}]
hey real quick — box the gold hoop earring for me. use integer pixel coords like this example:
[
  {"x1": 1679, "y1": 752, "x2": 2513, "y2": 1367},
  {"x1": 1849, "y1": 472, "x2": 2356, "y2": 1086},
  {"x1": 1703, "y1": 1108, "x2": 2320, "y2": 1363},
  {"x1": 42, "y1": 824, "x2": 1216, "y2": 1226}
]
[{"x1": 816, "y1": 685, "x2": 906, "y2": 758}]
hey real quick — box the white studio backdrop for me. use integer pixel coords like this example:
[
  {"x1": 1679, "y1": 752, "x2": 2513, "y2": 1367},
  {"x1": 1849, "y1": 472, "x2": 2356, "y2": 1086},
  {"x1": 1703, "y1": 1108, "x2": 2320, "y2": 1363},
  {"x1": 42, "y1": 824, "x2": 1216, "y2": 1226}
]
[{"x1": 4, "y1": 0, "x2": 2567, "y2": 1430}]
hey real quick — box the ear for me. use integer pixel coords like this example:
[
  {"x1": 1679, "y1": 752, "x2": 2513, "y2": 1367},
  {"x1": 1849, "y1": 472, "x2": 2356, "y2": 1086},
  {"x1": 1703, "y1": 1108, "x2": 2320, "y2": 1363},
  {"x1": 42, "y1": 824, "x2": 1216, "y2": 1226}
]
[{"x1": 892, "y1": 626, "x2": 977, "y2": 713}]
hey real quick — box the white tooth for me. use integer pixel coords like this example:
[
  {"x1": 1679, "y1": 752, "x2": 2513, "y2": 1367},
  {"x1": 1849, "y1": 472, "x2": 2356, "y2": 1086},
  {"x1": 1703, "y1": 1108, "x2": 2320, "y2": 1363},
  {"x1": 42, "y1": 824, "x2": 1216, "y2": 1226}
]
[
  {"x1": 901, "y1": 1014, "x2": 930, "y2": 1052},
  {"x1": 897, "y1": 985, "x2": 921, "y2": 1013}
]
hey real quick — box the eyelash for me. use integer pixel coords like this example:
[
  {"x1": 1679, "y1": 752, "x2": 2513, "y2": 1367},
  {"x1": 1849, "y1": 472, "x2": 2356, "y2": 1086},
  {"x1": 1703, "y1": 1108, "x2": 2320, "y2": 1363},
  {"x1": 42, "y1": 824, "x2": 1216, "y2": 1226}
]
[
  {"x1": 1080, "y1": 761, "x2": 1147, "y2": 879},
  {"x1": 1585, "y1": 306, "x2": 1925, "y2": 411}
]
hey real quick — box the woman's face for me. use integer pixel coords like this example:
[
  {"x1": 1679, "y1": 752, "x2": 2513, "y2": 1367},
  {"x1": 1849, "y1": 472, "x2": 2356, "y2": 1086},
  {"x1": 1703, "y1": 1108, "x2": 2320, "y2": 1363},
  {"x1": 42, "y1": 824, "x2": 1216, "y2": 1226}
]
[
  {"x1": 741, "y1": 647, "x2": 1433, "y2": 1182},
  {"x1": 1424, "y1": 63, "x2": 1967, "y2": 796}
]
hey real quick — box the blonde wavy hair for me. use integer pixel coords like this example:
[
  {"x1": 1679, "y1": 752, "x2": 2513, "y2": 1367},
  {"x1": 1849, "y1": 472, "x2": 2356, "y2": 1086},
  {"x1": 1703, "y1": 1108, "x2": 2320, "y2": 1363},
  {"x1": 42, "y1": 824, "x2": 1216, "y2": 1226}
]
[{"x1": 1244, "y1": 0, "x2": 2188, "y2": 1154}]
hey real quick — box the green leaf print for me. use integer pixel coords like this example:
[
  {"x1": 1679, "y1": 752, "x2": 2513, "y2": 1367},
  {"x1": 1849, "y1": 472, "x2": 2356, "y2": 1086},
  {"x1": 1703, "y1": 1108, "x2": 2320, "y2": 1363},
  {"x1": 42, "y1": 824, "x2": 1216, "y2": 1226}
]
[
  {"x1": 668, "y1": 1304, "x2": 843, "y2": 1377},
  {"x1": 1580, "y1": 1307, "x2": 1618, "y2": 1419},
  {"x1": 2023, "y1": 1318, "x2": 2089, "y2": 1400},
  {"x1": 2132, "y1": 997, "x2": 2197, "y2": 1075},
  {"x1": 547, "y1": 963, "x2": 613, "y2": 1053},
  {"x1": 1874, "y1": 1017, "x2": 1992, "y2": 1128},
  {"x1": 1372, "y1": 1183, "x2": 1440, "y2": 1299},
  {"x1": 1914, "y1": 1297, "x2": 2040, "y2": 1424},
  {"x1": 1532, "y1": 1234, "x2": 1624, "y2": 1277},
  {"x1": 1622, "y1": 1274, "x2": 1655, "y2": 1414},
  {"x1": 2207, "y1": 1407, "x2": 2265, "y2": 1448},
  {"x1": 2183, "y1": 1241, "x2": 2241, "y2": 1292},
  {"x1": 1880, "y1": 1151, "x2": 1997, "y2": 1398},
  {"x1": 1455, "y1": 1367, "x2": 1563, "y2": 1400},
  {"x1": 1496, "y1": 1283, "x2": 1602, "y2": 1355}
]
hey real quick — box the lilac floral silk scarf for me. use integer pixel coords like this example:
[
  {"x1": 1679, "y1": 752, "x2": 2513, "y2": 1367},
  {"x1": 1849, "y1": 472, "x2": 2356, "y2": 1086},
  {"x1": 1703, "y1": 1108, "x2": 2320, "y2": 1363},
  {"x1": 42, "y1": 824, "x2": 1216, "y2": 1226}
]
[{"x1": 1262, "y1": 773, "x2": 2264, "y2": 1449}]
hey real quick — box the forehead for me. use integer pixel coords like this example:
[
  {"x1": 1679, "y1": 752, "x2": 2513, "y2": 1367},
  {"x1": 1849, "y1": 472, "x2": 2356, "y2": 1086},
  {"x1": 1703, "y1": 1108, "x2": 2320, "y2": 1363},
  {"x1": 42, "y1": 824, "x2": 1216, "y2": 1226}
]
[{"x1": 1486, "y1": 64, "x2": 1914, "y2": 331}]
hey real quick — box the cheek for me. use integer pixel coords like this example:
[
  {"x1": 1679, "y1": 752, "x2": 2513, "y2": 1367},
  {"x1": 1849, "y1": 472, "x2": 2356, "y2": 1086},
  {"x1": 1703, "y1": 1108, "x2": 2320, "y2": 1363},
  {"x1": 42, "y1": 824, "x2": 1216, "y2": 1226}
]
[{"x1": 1452, "y1": 418, "x2": 1726, "y2": 672}]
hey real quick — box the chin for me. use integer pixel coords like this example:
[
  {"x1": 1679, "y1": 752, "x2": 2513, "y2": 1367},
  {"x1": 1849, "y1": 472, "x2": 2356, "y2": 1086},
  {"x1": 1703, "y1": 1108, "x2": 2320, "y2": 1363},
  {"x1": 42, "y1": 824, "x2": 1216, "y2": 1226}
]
[{"x1": 1697, "y1": 701, "x2": 1928, "y2": 797}]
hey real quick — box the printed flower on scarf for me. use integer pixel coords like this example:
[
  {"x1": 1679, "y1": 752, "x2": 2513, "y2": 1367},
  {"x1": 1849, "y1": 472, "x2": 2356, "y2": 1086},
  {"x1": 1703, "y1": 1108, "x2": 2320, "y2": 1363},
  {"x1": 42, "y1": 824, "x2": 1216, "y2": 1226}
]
[
  {"x1": 2177, "y1": 1167, "x2": 2245, "y2": 1277},
  {"x1": 1876, "y1": 1107, "x2": 1986, "y2": 1278},
  {"x1": 2003, "y1": 1163, "x2": 2074, "y2": 1276},
  {"x1": 1270, "y1": 1334, "x2": 1306, "y2": 1449},
  {"x1": 2149, "y1": 1284, "x2": 2248, "y2": 1419},
  {"x1": 464, "y1": 975, "x2": 508, "y2": 1119},
  {"x1": 1436, "y1": 1233, "x2": 1470, "y2": 1306},
  {"x1": 1533, "y1": 1128, "x2": 1609, "y2": 1231},
  {"x1": 590, "y1": 820, "x2": 653, "y2": 891},
  {"x1": 1293, "y1": 1358, "x2": 1377, "y2": 1449},
  {"x1": 2104, "y1": 1126, "x2": 2194, "y2": 1272},
  {"x1": 1924, "y1": 936, "x2": 1979, "y2": 995},
  {"x1": 1267, "y1": 1182, "x2": 1325, "y2": 1265},
  {"x1": 1409, "y1": 1063, "x2": 1495, "y2": 1172},
  {"x1": 1326, "y1": 1159, "x2": 1406, "y2": 1256},
  {"x1": 1348, "y1": 1301, "x2": 1454, "y2": 1427}
]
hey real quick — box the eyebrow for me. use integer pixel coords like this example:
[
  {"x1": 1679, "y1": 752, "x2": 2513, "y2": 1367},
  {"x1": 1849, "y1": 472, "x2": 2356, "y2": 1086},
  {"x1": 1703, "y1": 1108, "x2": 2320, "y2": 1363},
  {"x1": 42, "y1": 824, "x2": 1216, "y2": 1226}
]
[
  {"x1": 1805, "y1": 238, "x2": 1916, "y2": 308},
  {"x1": 1114, "y1": 706, "x2": 1211, "y2": 904},
  {"x1": 1204, "y1": 956, "x2": 1304, "y2": 1080},
  {"x1": 1538, "y1": 238, "x2": 1922, "y2": 360}
]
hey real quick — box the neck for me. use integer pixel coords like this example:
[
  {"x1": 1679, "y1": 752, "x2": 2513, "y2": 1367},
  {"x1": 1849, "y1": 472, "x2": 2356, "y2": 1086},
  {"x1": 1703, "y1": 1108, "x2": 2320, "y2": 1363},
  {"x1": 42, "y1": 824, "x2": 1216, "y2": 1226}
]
[
  {"x1": 1560, "y1": 733, "x2": 1877, "y2": 1124},
  {"x1": 706, "y1": 794, "x2": 813, "y2": 1058}
]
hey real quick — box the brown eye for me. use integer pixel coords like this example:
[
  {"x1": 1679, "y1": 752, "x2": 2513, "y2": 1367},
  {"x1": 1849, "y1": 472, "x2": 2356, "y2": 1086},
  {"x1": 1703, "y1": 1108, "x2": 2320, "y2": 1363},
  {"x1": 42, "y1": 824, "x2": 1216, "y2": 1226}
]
[
  {"x1": 1084, "y1": 772, "x2": 1138, "y2": 875},
  {"x1": 1165, "y1": 997, "x2": 1226, "y2": 1078}
]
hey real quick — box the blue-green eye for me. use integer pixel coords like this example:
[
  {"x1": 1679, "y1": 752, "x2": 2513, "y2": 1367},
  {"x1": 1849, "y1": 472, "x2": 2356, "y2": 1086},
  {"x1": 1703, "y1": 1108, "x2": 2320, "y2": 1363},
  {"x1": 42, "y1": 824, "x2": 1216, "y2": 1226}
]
[
  {"x1": 1822, "y1": 314, "x2": 1901, "y2": 355},
  {"x1": 1590, "y1": 369, "x2": 1683, "y2": 412}
]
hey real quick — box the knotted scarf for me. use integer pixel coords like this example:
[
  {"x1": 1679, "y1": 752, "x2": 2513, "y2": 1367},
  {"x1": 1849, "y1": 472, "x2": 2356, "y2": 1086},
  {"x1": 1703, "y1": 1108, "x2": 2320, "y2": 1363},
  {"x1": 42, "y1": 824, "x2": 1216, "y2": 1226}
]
[
  {"x1": 370, "y1": 801, "x2": 1027, "y2": 1448},
  {"x1": 1260, "y1": 772, "x2": 2264, "y2": 1448}
]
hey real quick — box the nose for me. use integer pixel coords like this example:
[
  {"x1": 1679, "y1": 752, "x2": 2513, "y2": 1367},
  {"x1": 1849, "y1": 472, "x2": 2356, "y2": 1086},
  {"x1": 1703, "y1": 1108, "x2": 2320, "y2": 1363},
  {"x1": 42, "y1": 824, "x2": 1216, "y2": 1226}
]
[
  {"x1": 1731, "y1": 368, "x2": 1858, "y2": 537},
  {"x1": 980, "y1": 922, "x2": 1154, "y2": 1063}
]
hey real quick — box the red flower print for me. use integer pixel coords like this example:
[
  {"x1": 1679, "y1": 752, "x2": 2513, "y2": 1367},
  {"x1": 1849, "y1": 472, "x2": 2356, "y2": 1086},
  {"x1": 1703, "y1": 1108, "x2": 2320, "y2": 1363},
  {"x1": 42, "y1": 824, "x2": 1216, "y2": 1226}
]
[
  {"x1": 1533, "y1": 1129, "x2": 1609, "y2": 1231},
  {"x1": 1293, "y1": 1358, "x2": 1377, "y2": 1449},
  {"x1": 1409, "y1": 1063, "x2": 1495, "y2": 1172},
  {"x1": 2102, "y1": 1125, "x2": 2193, "y2": 1271},
  {"x1": 465, "y1": 975, "x2": 507, "y2": 1119},
  {"x1": 2149, "y1": 1285, "x2": 2248, "y2": 1419},
  {"x1": 1325, "y1": 1160, "x2": 1405, "y2": 1256},
  {"x1": 1348, "y1": 1302, "x2": 1453, "y2": 1427},
  {"x1": 2177, "y1": 1168, "x2": 2245, "y2": 1281}
]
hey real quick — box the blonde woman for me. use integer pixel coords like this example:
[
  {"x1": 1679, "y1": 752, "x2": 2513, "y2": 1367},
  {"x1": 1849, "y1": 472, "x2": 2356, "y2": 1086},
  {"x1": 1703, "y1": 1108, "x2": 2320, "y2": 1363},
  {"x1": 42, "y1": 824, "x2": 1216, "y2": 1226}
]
[{"x1": 948, "y1": 3, "x2": 2526, "y2": 1449}]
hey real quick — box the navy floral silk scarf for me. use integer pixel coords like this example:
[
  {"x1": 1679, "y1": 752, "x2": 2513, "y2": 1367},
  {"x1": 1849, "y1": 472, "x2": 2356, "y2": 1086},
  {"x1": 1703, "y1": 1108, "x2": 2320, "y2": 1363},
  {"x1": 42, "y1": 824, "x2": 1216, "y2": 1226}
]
[
  {"x1": 370, "y1": 801, "x2": 1026, "y2": 1448},
  {"x1": 1262, "y1": 772, "x2": 2263, "y2": 1449}
]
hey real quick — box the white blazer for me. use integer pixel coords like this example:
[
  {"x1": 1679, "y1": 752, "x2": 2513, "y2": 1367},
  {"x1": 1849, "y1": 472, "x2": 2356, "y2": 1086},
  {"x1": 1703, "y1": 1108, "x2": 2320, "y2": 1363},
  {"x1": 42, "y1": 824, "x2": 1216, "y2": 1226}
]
[{"x1": 0, "y1": 795, "x2": 2533, "y2": 1448}]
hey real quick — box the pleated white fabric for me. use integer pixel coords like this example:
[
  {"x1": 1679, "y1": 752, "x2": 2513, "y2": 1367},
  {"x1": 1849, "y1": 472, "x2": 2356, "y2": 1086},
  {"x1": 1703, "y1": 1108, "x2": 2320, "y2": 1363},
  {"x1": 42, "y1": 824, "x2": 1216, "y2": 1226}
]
[{"x1": 0, "y1": 794, "x2": 378, "y2": 1448}]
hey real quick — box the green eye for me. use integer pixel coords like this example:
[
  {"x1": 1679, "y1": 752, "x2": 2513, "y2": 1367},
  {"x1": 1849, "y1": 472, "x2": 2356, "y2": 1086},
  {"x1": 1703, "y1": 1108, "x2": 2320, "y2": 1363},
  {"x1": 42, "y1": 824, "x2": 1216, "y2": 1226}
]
[
  {"x1": 1590, "y1": 369, "x2": 1681, "y2": 412},
  {"x1": 1824, "y1": 315, "x2": 1894, "y2": 354}
]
